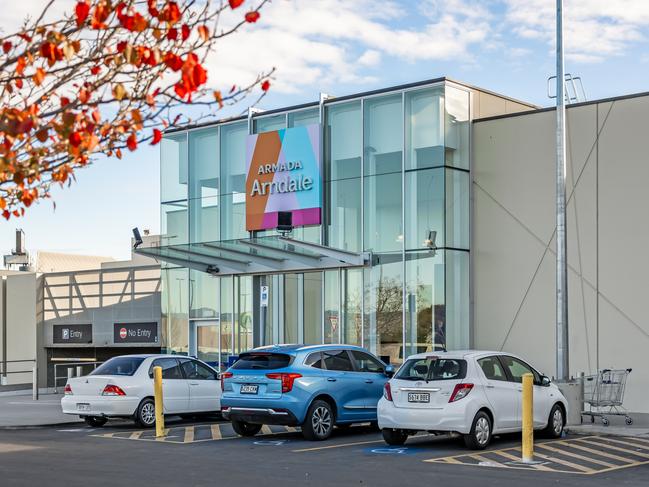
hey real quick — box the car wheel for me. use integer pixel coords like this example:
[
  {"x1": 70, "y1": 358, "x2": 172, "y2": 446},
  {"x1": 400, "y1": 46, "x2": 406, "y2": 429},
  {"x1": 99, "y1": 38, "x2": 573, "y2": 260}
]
[
  {"x1": 83, "y1": 416, "x2": 107, "y2": 427},
  {"x1": 463, "y1": 411, "x2": 492, "y2": 450},
  {"x1": 302, "y1": 400, "x2": 334, "y2": 441},
  {"x1": 382, "y1": 428, "x2": 408, "y2": 446},
  {"x1": 231, "y1": 420, "x2": 262, "y2": 437},
  {"x1": 542, "y1": 404, "x2": 565, "y2": 438},
  {"x1": 136, "y1": 398, "x2": 157, "y2": 428}
]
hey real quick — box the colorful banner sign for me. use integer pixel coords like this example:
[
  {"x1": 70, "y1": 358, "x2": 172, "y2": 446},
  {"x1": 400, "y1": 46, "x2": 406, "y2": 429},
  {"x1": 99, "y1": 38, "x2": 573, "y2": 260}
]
[{"x1": 246, "y1": 124, "x2": 321, "y2": 231}]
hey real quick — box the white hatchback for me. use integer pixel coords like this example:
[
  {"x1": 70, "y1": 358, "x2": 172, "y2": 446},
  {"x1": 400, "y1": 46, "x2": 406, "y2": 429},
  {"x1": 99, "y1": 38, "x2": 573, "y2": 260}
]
[
  {"x1": 61, "y1": 354, "x2": 221, "y2": 427},
  {"x1": 377, "y1": 351, "x2": 568, "y2": 449}
]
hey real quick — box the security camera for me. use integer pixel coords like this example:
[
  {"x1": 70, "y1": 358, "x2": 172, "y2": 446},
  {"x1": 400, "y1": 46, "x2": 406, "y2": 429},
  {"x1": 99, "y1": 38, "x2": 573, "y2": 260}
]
[
  {"x1": 132, "y1": 227, "x2": 143, "y2": 249},
  {"x1": 424, "y1": 230, "x2": 437, "y2": 250},
  {"x1": 206, "y1": 265, "x2": 220, "y2": 275}
]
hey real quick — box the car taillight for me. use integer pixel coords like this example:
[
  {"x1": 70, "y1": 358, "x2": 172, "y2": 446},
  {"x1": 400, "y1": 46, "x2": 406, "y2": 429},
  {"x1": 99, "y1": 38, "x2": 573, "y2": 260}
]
[
  {"x1": 449, "y1": 383, "x2": 474, "y2": 402},
  {"x1": 221, "y1": 372, "x2": 233, "y2": 391},
  {"x1": 64, "y1": 384, "x2": 73, "y2": 395},
  {"x1": 101, "y1": 384, "x2": 126, "y2": 396},
  {"x1": 266, "y1": 373, "x2": 302, "y2": 393},
  {"x1": 383, "y1": 382, "x2": 393, "y2": 401}
]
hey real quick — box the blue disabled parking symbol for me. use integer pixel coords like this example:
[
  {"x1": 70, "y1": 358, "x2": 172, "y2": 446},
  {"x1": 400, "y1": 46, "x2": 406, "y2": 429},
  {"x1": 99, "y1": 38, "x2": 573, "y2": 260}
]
[{"x1": 368, "y1": 447, "x2": 409, "y2": 455}]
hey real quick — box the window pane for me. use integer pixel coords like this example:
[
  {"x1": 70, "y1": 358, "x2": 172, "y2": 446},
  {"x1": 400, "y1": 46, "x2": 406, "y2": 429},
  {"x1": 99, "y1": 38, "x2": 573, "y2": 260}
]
[
  {"x1": 161, "y1": 201, "x2": 188, "y2": 246},
  {"x1": 326, "y1": 101, "x2": 361, "y2": 180},
  {"x1": 288, "y1": 109, "x2": 319, "y2": 127},
  {"x1": 323, "y1": 350, "x2": 353, "y2": 371},
  {"x1": 363, "y1": 94, "x2": 402, "y2": 176},
  {"x1": 396, "y1": 358, "x2": 467, "y2": 380},
  {"x1": 351, "y1": 350, "x2": 384, "y2": 373},
  {"x1": 405, "y1": 87, "x2": 444, "y2": 170},
  {"x1": 254, "y1": 114, "x2": 285, "y2": 133},
  {"x1": 405, "y1": 251, "x2": 445, "y2": 357},
  {"x1": 326, "y1": 177, "x2": 361, "y2": 251},
  {"x1": 284, "y1": 274, "x2": 299, "y2": 343},
  {"x1": 161, "y1": 267, "x2": 188, "y2": 354},
  {"x1": 196, "y1": 324, "x2": 219, "y2": 364},
  {"x1": 220, "y1": 192, "x2": 246, "y2": 240},
  {"x1": 478, "y1": 357, "x2": 508, "y2": 381},
  {"x1": 188, "y1": 128, "x2": 219, "y2": 200},
  {"x1": 161, "y1": 134, "x2": 187, "y2": 202},
  {"x1": 190, "y1": 270, "x2": 219, "y2": 319},
  {"x1": 220, "y1": 277, "x2": 234, "y2": 365},
  {"x1": 231, "y1": 353, "x2": 292, "y2": 370},
  {"x1": 343, "y1": 268, "x2": 362, "y2": 346},
  {"x1": 500, "y1": 356, "x2": 536, "y2": 383},
  {"x1": 180, "y1": 359, "x2": 217, "y2": 380},
  {"x1": 305, "y1": 352, "x2": 323, "y2": 368},
  {"x1": 220, "y1": 122, "x2": 247, "y2": 194},
  {"x1": 91, "y1": 357, "x2": 144, "y2": 376},
  {"x1": 405, "y1": 168, "x2": 444, "y2": 251},
  {"x1": 364, "y1": 173, "x2": 402, "y2": 252},
  {"x1": 445, "y1": 250, "x2": 469, "y2": 350},
  {"x1": 324, "y1": 270, "x2": 339, "y2": 343},
  {"x1": 189, "y1": 196, "x2": 219, "y2": 243},
  {"x1": 364, "y1": 258, "x2": 402, "y2": 364},
  {"x1": 304, "y1": 272, "x2": 323, "y2": 344},
  {"x1": 445, "y1": 86, "x2": 470, "y2": 170},
  {"x1": 235, "y1": 276, "x2": 253, "y2": 353},
  {"x1": 446, "y1": 169, "x2": 469, "y2": 250},
  {"x1": 150, "y1": 358, "x2": 182, "y2": 379}
]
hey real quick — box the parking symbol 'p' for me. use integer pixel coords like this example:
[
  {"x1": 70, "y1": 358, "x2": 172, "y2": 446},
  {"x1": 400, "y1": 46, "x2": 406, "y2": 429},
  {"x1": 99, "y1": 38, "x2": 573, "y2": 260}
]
[{"x1": 62, "y1": 329, "x2": 69, "y2": 340}]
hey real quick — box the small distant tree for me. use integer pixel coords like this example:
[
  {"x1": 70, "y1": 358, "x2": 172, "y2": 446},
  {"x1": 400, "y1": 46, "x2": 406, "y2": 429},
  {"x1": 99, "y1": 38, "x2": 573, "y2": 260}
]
[{"x1": 0, "y1": 0, "x2": 273, "y2": 218}]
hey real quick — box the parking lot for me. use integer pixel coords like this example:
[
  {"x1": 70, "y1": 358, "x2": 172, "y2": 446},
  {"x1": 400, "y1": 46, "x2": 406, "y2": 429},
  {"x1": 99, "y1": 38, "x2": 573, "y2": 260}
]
[{"x1": 1, "y1": 417, "x2": 648, "y2": 487}]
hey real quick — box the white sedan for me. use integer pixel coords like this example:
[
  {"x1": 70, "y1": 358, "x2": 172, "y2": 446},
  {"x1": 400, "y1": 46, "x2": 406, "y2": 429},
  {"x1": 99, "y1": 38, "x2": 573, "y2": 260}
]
[
  {"x1": 378, "y1": 351, "x2": 568, "y2": 449},
  {"x1": 61, "y1": 354, "x2": 221, "y2": 427}
]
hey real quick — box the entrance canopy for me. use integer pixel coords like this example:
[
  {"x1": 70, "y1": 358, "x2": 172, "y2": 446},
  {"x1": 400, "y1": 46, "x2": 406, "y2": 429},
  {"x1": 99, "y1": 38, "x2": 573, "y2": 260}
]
[{"x1": 135, "y1": 236, "x2": 371, "y2": 276}]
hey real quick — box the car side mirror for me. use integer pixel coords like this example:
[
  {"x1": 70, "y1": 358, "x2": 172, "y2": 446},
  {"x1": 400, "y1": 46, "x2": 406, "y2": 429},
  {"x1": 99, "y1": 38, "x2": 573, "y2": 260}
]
[
  {"x1": 384, "y1": 365, "x2": 395, "y2": 378},
  {"x1": 541, "y1": 375, "x2": 551, "y2": 387}
]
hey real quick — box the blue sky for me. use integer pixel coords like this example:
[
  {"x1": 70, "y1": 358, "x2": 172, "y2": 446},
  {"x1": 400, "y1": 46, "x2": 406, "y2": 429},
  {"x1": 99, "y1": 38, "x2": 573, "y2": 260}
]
[{"x1": 2, "y1": 0, "x2": 649, "y2": 261}]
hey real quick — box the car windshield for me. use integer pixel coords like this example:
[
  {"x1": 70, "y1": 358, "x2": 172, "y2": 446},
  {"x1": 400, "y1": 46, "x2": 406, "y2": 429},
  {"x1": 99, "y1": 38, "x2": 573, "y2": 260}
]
[
  {"x1": 231, "y1": 353, "x2": 292, "y2": 370},
  {"x1": 90, "y1": 357, "x2": 145, "y2": 376},
  {"x1": 395, "y1": 357, "x2": 467, "y2": 381}
]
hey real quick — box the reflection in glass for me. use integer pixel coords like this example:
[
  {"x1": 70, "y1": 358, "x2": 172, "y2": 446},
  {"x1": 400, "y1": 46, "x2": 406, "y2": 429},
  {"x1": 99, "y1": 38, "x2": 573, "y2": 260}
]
[
  {"x1": 284, "y1": 274, "x2": 299, "y2": 343},
  {"x1": 304, "y1": 272, "x2": 323, "y2": 344},
  {"x1": 446, "y1": 169, "x2": 470, "y2": 250},
  {"x1": 343, "y1": 268, "x2": 362, "y2": 346},
  {"x1": 364, "y1": 94, "x2": 402, "y2": 176},
  {"x1": 254, "y1": 114, "x2": 286, "y2": 133},
  {"x1": 364, "y1": 173, "x2": 402, "y2": 252},
  {"x1": 405, "y1": 251, "x2": 445, "y2": 357},
  {"x1": 445, "y1": 250, "x2": 469, "y2": 350},
  {"x1": 324, "y1": 270, "x2": 339, "y2": 343},
  {"x1": 326, "y1": 101, "x2": 361, "y2": 181},
  {"x1": 405, "y1": 87, "x2": 444, "y2": 170},
  {"x1": 405, "y1": 168, "x2": 444, "y2": 251},
  {"x1": 161, "y1": 267, "x2": 189, "y2": 354},
  {"x1": 288, "y1": 109, "x2": 319, "y2": 128},
  {"x1": 220, "y1": 277, "x2": 234, "y2": 367},
  {"x1": 161, "y1": 134, "x2": 187, "y2": 202},
  {"x1": 188, "y1": 128, "x2": 219, "y2": 200},
  {"x1": 220, "y1": 122, "x2": 247, "y2": 194},
  {"x1": 189, "y1": 270, "x2": 218, "y2": 319},
  {"x1": 161, "y1": 201, "x2": 188, "y2": 246},
  {"x1": 236, "y1": 276, "x2": 253, "y2": 353},
  {"x1": 326, "y1": 177, "x2": 361, "y2": 251},
  {"x1": 196, "y1": 323, "x2": 219, "y2": 364},
  {"x1": 364, "y1": 258, "x2": 402, "y2": 364},
  {"x1": 445, "y1": 86, "x2": 470, "y2": 170},
  {"x1": 220, "y1": 192, "x2": 247, "y2": 240},
  {"x1": 189, "y1": 197, "x2": 219, "y2": 244}
]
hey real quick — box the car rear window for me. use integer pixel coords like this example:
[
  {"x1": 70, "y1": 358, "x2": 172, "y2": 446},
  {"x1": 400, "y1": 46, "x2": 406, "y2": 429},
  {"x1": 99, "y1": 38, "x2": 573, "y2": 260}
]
[
  {"x1": 90, "y1": 357, "x2": 145, "y2": 376},
  {"x1": 395, "y1": 357, "x2": 467, "y2": 381},
  {"x1": 231, "y1": 353, "x2": 293, "y2": 370}
]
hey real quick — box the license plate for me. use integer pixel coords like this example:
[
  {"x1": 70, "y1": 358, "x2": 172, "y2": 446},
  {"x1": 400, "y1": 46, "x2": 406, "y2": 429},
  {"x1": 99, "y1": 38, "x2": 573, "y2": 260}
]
[
  {"x1": 407, "y1": 392, "x2": 430, "y2": 403},
  {"x1": 240, "y1": 384, "x2": 259, "y2": 395},
  {"x1": 76, "y1": 403, "x2": 91, "y2": 412}
]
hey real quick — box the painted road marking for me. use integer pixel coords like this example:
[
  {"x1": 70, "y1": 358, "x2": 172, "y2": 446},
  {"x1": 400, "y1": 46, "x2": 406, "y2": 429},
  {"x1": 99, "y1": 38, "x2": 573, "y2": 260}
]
[
  {"x1": 0, "y1": 443, "x2": 42, "y2": 453},
  {"x1": 425, "y1": 435, "x2": 649, "y2": 475},
  {"x1": 93, "y1": 423, "x2": 301, "y2": 445},
  {"x1": 293, "y1": 439, "x2": 384, "y2": 453}
]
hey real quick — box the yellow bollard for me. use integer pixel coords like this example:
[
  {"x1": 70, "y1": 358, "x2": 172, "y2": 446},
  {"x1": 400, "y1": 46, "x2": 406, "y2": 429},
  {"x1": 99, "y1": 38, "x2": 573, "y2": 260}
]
[
  {"x1": 521, "y1": 372, "x2": 534, "y2": 463},
  {"x1": 153, "y1": 366, "x2": 165, "y2": 438}
]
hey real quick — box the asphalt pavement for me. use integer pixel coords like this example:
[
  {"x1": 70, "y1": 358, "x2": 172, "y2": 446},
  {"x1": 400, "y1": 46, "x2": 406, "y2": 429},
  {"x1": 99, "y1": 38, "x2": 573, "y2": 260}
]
[{"x1": 1, "y1": 418, "x2": 648, "y2": 487}]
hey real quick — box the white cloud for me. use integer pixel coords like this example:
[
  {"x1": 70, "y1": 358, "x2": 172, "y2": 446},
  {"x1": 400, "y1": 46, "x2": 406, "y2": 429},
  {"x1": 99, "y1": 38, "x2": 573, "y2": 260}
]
[{"x1": 358, "y1": 49, "x2": 381, "y2": 67}]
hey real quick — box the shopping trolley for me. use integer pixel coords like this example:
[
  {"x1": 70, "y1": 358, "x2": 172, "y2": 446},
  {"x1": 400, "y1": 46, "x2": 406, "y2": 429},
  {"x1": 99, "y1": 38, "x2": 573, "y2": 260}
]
[{"x1": 582, "y1": 368, "x2": 633, "y2": 426}]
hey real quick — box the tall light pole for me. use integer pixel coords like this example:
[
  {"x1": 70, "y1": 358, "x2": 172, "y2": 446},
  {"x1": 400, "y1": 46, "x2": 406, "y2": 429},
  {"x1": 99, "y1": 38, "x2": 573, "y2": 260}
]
[{"x1": 556, "y1": 0, "x2": 569, "y2": 381}]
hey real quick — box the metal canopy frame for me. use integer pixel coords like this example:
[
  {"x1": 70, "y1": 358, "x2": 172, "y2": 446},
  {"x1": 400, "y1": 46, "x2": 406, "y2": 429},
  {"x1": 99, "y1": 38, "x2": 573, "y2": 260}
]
[{"x1": 135, "y1": 236, "x2": 371, "y2": 276}]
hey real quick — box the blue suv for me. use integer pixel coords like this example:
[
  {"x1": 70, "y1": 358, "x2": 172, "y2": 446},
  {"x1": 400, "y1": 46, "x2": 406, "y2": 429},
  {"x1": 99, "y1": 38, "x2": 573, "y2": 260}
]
[{"x1": 221, "y1": 344, "x2": 394, "y2": 440}]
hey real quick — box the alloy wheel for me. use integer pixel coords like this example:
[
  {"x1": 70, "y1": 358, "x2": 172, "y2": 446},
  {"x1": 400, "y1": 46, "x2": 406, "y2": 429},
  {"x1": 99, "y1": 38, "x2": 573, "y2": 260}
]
[
  {"x1": 311, "y1": 406, "x2": 332, "y2": 437},
  {"x1": 475, "y1": 417, "x2": 490, "y2": 446},
  {"x1": 552, "y1": 409, "x2": 563, "y2": 435},
  {"x1": 141, "y1": 402, "x2": 156, "y2": 425}
]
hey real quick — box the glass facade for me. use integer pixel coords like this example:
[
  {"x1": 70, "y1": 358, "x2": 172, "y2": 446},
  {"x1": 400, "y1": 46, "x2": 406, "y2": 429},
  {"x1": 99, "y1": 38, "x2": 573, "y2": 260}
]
[{"x1": 160, "y1": 81, "x2": 471, "y2": 367}]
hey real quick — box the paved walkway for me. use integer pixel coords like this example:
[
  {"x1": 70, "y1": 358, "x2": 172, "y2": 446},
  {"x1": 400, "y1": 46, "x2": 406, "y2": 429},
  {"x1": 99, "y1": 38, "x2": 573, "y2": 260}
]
[
  {"x1": 567, "y1": 413, "x2": 649, "y2": 438},
  {"x1": 0, "y1": 393, "x2": 79, "y2": 427}
]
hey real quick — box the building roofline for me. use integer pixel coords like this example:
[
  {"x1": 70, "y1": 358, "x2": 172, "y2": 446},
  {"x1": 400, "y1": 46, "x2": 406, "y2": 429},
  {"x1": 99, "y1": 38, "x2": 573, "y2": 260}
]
[
  {"x1": 474, "y1": 89, "x2": 649, "y2": 124},
  {"x1": 165, "y1": 76, "x2": 538, "y2": 135}
]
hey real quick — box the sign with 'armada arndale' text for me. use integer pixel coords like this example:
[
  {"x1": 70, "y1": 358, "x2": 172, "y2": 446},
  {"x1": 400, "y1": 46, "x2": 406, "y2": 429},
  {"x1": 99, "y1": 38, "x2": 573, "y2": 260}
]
[{"x1": 245, "y1": 124, "x2": 321, "y2": 231}]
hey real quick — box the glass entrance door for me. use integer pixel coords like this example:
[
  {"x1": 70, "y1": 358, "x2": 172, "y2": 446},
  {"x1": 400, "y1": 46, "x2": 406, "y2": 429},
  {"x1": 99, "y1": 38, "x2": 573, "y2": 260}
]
[{"x1": 190, "y1": 320, "x2": 220, "y2": 369}]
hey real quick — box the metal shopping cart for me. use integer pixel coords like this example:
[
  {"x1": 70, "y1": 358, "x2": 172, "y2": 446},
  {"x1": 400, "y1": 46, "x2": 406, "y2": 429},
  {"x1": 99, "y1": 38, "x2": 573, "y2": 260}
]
[{"x1": 582, "y1": 368, "x2": 633, "y2": 426}]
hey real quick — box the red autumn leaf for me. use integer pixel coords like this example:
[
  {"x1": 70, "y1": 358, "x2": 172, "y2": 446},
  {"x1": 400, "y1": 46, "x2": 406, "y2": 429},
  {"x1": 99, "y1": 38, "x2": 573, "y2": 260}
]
[
  {"x1": 181, "y1": 24, "x2": 190, "y2": 41},
  {"x1": 245, "y1": 11, "x2": 260, "y2": 23},
  {"x1": 151, "y1": 128, "x2": 162, "y2": 145},
  {"x1": 197, "y1": 25, "x2": 209, "y2": 41},
  {"x1": 90, "y1": 65, "x2": 101, "y2": 75},
  {"x1": 33, "y1": 67, "x2": 46, "y2": 86},
  {"x1": 261, "y1": 79, "x2": 270, "y2": 91},
  {"x1": 3, "y1": 210, "x2": 10, "y2": 220},
  {"x1": 15, "y1": 78, "x2": 23, "y2": 89},
  {"x1": 60, "y1": 97, "x2": 71, "y2": 107},
  {"x1": 16, "y1": 56, "x2": 26, "y2": 75},
  {"x1": 167, "y1": 27, "x2": 178, "y2": 41},
  {"x1": 126, "y1": 133, "x2": 137, "y2": 151},
  {"x1": 163, "y1": 52, "x2": 183, "y2": 71},
  {"x1": 162, "y1": 1, "x2": 181, "y2": 24},
  {"x1": 174, "y1": 81, "x2": 188, "y2": 99},
  {"x1": 147, "y1": 0, "x2": 159, "y2": 17},
  {"x1": 2, "y1": 41, "x2": 11, "y2": 53},
  {"x1": 229, "y1": 0, "x2": 245, "y2": 9},
  {"x1": 91, "y1": 3, "x2": 111, "y2": 29},
  {"x1": 75, "y1": 1, "x2": 90, "y2": 27},
  {"x1": 69, "y1": 131, "x2": 83, "y2": 147},
  {"x1": 79, "y1": 89, "x2": 91, "y2": 104},
  {"x1": 116, "y1": 41, "x2": 128, "y2": 53}
]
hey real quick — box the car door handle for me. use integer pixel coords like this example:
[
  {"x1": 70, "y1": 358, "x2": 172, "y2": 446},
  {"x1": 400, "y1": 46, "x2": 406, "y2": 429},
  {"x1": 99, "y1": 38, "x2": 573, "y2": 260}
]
[
  {"x1": 327, "y1": 377, "x2": 337, "y2": 382},
  {"x1": 189, "y1": 382, "x2": 199, "y2": 386},
  {"x1": 486, "y1": 385, "x2": 495, "y2": 389},
  {"x1": 364, "y1": 379, "x2": 374, "y2": 384}
]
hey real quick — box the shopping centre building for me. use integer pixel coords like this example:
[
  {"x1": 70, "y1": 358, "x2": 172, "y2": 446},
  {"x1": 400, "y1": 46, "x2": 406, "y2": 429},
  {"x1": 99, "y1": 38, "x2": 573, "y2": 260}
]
[{"x1": 139, "y1": 77, "x2": 649, "y2": 413}]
